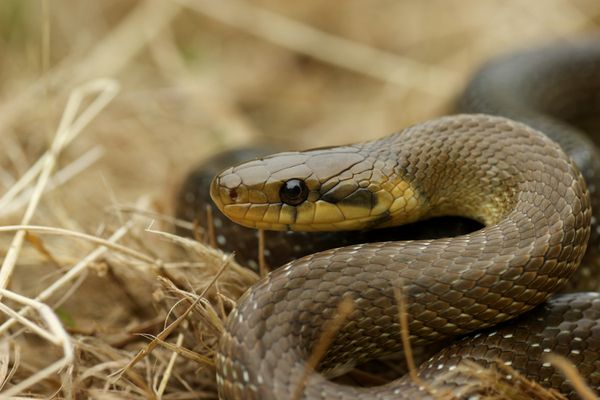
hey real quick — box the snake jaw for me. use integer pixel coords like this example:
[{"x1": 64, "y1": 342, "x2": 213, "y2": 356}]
[{"x1": 210, "y1": 167, "x2": 240, "y2": 207}]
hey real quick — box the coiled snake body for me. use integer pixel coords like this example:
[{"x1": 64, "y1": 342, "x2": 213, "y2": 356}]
[{"x1": 190, "y1": 39, "x2": 600, "y2": 398}]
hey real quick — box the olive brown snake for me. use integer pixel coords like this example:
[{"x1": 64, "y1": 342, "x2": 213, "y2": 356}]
[{"x1": 178, "y1": 38, "x2": 600, "y2": 399}]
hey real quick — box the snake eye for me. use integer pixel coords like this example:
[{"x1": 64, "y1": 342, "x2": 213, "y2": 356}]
[{"x1": 279, "y1": 179, "x2": 308, "y2": 206}]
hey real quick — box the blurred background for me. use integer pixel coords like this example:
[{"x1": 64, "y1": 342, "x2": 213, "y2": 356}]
[
  {"x1": 1, "y1": 0, "x2": 599, "y2": 397},
  {"x1": 1, "y1": 0, "x2": 599, "y2": 219}
]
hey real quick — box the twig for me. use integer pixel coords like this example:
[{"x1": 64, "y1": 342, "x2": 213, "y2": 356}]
[
  {"x1": 292, "y1": 297, "x2": 354, "y2": 400},
  {"x1": 0, "y1": 341, "x2": 19, "y2": 393},
  {"x1": 142, "y1": 333, "x2": 213, "y2": 366},
  {"x1": 206, "y1": 204, "x2": 216, "y2": 248},
  {"x1": 0, "y1": 224, "x2": 156, "y2": 264},
  {"x1": 0, "y1": 302, "x2": 59, "y2": 344},
  {"x1": 157, "y1": 333, "x2": 185, "y2": 398},
  {"x1": 546, "y1": 354, "x2": 597, "y2": 400},
  {"x1": 115, "y1": 254, "x2": 234, "y2": 380},
  {"x1": 0, "y1": 290, "x2": 73, "y2": 398},
  {"x1": 394, "y1": 286, "x2": 441, "y2": 398},
  {"x1": 0, "y1": 219, "x2": 139, "y2": 335},
  {"x1": 0, "y1": 79, "x2": 119, "y2": 292},
  {"x1": 108, "y1": 205, "x2": 198, "y2": 232},
  {"x1": 258, "y1": 229, "x2": 267, "y2": 277},
  {"x1": 0, "y1": 146, "x2": 104, "y2": 217},
  {"x1": 394, "y1": 287, "x2": 419, "y2": 382},
  {"x1": 0, "y1": 80, "x2": 118, "y2": 212}
]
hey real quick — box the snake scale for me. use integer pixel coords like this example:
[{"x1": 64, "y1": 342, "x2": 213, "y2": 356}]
[{"x1": 178, "y1": 38, "x2": 600, "y2": 398}]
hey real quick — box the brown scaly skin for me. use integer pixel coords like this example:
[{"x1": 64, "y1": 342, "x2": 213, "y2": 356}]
[
  {"x1": 458, "y1": 37, "x2": 600, "y2": 291},
  {"x1": 414, "y1": 292, "x2": 600, "y2": 399},
  {"x1": 211, "y1": 115, "x2": 591, "y2": 399}
]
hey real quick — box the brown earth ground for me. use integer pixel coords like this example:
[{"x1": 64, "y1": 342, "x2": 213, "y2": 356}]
[{"x1": 1, "y1": 0, "x2": 599, "y2": 398}]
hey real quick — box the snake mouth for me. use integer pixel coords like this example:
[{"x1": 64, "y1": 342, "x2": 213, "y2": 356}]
[
  {"x1": 211, "y1": 166, "x2": 429, "y2": 231},
  {"x1": 210, "y1": 168, "x2": 243, "y2": 207},
  {"x1": 218, "y1": 204, "x2": 400, "y2": 231}
]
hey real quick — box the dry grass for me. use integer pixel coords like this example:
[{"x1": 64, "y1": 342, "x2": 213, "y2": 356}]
[
  {"x1": 437, "y1": 360, "x2": 568, "y2": 400},
  {"x1": 0, "y1": 0, "x2": 599, "y2": 398}
]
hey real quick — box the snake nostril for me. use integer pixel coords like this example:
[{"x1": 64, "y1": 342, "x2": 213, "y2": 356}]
[{"x1": 229, "y1": 188, "x2": 238, "y2": 201}]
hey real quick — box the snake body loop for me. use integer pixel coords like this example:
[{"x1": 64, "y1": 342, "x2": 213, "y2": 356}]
[
  {"x1": 202, "y1": 40, "x2": 600, "y2": 399},
  {"x1": 459, "y1": 38, "x2": 600, "y2": 287}
]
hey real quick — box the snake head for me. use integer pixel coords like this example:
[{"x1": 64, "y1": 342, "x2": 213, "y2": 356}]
[{"x1": 210, "y1": 144, "x2": 424, "y2": 231}]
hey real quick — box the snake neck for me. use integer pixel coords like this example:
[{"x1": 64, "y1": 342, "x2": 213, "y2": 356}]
[{"x1": 368, "y1": 118, "x2": 522, "y2": 228}]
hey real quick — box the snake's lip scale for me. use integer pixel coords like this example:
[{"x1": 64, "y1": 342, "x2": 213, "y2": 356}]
[{"x1": 181, "y1": 38, "x2": 600, "y2": 399}]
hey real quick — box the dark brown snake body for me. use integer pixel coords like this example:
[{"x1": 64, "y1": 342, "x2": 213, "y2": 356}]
[{"x1": 179, "y1": 39, "x2": 600, "y2": 398}]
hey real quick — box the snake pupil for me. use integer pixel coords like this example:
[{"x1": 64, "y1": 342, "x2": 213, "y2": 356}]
[{"x1": 279, "y1": 179, "x2": 308, "y2": 206}]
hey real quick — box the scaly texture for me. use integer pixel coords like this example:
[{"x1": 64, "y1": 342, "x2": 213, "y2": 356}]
[
  {"x1": 458, "y1": 37, "x2": 600, "y2": 290},
  {"x1": 210, "y1": 114, "x2": 592, "y2": 399}
]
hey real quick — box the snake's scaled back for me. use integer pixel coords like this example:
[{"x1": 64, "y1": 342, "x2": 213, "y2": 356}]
[{"x1": 459, "y1": 38, "x2": 600, "y2": 289}]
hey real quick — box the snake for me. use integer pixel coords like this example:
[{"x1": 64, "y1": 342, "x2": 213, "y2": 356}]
[{"x1": 179, "y1": 39, "x2": 600, "y2": 399}]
